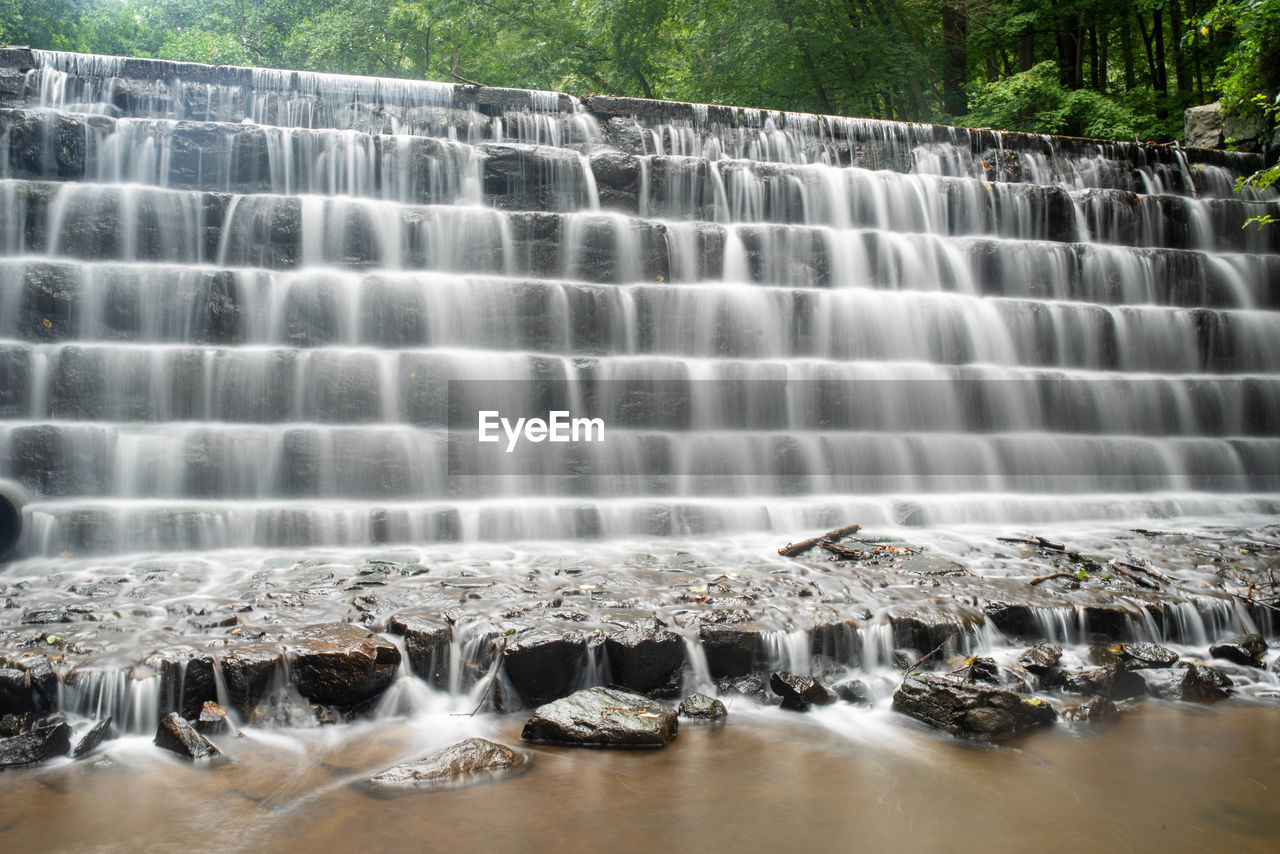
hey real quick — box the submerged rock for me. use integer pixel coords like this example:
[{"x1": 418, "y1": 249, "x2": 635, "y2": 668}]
[
  {"x1": 363, "y1": 738, "x2": 528, "y2": 796},
  {"x1": 1062, "y1": 696, "x2": 1120, "y2": 723},
  {"x1": 833, "y1": 679, "x2": 873, "y2": 706},
  {"x1": 520, "y1": 687, "x2": 678, "y2": 747},
  {"x1": 1209, "y1": 633, "x2": 1266, "y2": 667},
  {"x1": 154, "y1": 712, "x2": 221, "y2": 760},
  {"x1": 678, "y1": 693, "x2": 727, "y2": 722},
  {"x1": 770, "y1": 671, "x2": 836, "y2": 712},
  {"x1": 1018, "y1": 642, "x2": 1063, "y2": 675},
  {"x1": 892, "y1": 674, "x2": 1056, "y2": 738},
  {"x1": 0, "y1": 720, "x2": 72, "y2": 767},
  {"x1": 290, "y1": 622, "x2": 400, "y2": 707}
]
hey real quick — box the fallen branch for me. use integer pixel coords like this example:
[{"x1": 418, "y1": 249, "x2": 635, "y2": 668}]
[
  {"x1": 817, "y1": 541, "x2": 868, "y2": 560},
  {"x1": 779, "y1": 523, "x2": 862, "y2": 557},
  {"x1": 1112, "y1": 558, "x2": 1172, "y2": 585},
  {"x1": 902, "y1": 632, "x2": 958, "y2": 673},
  {"x1": 1105, "y1": 561, "x2": 1161, "y2": 590},
  {"x1": 997, "y1": 535, "x2": 1066, "y2": 551}
]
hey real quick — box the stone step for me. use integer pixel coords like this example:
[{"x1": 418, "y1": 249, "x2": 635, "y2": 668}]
[
  {"x1": 3, "y1": 260, "x2": 1279, "y2": 368},
  {"x1": 2, "y1": 421, "x2": 1278, "y2": 500},
  {"x1": 3, "y1": 49, "x2": 1267, "y2": 198},
  {"x1": 2, "y1": 340, "x2": 1279, "y2": 430},
  {"x1": 16, "y1": 493, "x2": 1280, "y2": 554},
  {"x1": 2, "y1": 182, "x2": 1276, "y2": 297}
]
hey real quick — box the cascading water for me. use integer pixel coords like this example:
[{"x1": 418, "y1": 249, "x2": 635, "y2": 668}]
[{"x1": 0, "y1": 49, "x2": 1278, "y2": 558}]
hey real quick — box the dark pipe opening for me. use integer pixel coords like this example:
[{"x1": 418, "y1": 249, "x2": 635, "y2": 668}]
[{"x1": 0, "y1": 481, "x2": 25, "y2": 558}]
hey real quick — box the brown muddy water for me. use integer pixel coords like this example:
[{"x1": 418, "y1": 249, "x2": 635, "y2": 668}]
[{"x1": 2, "y1": 701, "x2": 1277, "y2": 854}]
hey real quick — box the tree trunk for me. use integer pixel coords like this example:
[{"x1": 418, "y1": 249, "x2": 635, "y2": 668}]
[
  {"x1": 1152, "y1": 6, "x2": 1169, "y2": 117},
  {"x1": 1057, "y1": 15, "x2": 1082, "y2": 88},
  {"x1": 1169, "y1": 0, "x2": 1191, "y2": 95},
  {"x1": 941, "y1": 2, "x2": 967, "y2": 114},
  {"x1": 1017, "y1": 25, "x2": 1035, "y2": 72},
  {"x1": 1121, "y1": 20, "x2": 1136, "y2": 90},
  {"x1": 1089, "y1": 26, "x2": 1101, "y2": 91}
]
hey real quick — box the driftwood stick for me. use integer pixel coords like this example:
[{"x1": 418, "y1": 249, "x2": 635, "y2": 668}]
[
  {"x1": 997, "y1": 535, "x2": 1066, "y2": 551},
  {"x1": 1106, "y1": 561, "x2": 1161, "y2": 589},
  {"x1": 902, "y1": 632, "x2": 958, "y2": 673},
  {"x1": 779, "y1": 523, "x2": 862, "y2": 557},
  {"x1": 1112, "y1": 558, "x2": 1172, "y2": 584},
  {"x1": 817, "y1": 541, "x2": 866, "y2": 559}
]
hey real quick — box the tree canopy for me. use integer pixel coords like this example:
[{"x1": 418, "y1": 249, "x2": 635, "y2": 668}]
[{"x1": 3, "y1": 0, "x2": 1278, "y2": 143}]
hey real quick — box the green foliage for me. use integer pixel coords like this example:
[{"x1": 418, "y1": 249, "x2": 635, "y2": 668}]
[
  {"x1": 962, "y1": 62, "x2": 1139, "y2": 139},
  {"x1": 6, "y1": 0, "x2": 1280, "y2": 146}
]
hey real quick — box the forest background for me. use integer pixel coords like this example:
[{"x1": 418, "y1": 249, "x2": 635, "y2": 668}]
[{"x1": 2, "y1": 0, "x2": 1278, "y2": 146}]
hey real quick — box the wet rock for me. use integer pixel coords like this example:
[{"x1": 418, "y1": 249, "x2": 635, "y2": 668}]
[
  {"x1": 983, "y1": 601, "x2": 1037, "y2": 638},
  {"x1": 678, "y1": 693, "x2": 727, "y2": 722},
  {"x1": 0, "y1": 720, "x2": 72, "y2": 767},
  {"x1": 220, "y1": 646, "x2": 280, "y2": 716},
  {"x1": 6, "y1": 654, "x2": 58, "y2": 714},
  {"x1": 770, "y1": 671, "x2": 836, "y2": 712},
  {"x1": 1153, "y1": 663, "x2": 1233, "y2": 703},
  {"x1": 1018, "y1": 643, "x2": 1063, "y2": 675},
  {"x1": 1062, "y1": 696, "x2": 1120, "y2": 723},
  {"x1": 502, "y1": 627, "x2": 588, "y2": 707},
  {"x1": 698, "y1": 621, "x2": 766, "y2": 678},
  {"x1": 154, "y1": 712, "x2": 221, "y2": 760},
  {"x1": 0, "y1": 712, "x2": 37, "y2": 737},
  {"x1": 250, "y1": 687, "x2": 332, "y2": 728},
  {"x1": 520, "y1": 687, "x2": 678, "y2": 748},
  {"x1": 0, "y1": 668, "x2": 34, "y2": 715},
  {"x1": 196, "y1": 701, "x2": 230, "y2": 735},
  {"x1": 1060, "y1": 665, "x2": 1147, "y2": 701},
  {"x1": 1090, "y1": 641, "x2": 1178, "y2": 670},
  {"x1": 71, "y1": 717, "x2": 113, "y2": 758},
  {"x1": 714, "y1": 671, "x2": 774, "y2": 703},
  {"x1": 892, "y1": 674, "x2": 1056, "y2": 738},
  {"x1": 892, "y1": 648, "x2": 922, "y2": 671},
  {"x1": 1209, "y1": 633, "x2": 1266, "y2": 667},
  {"x1": 1079, "y1": 605, "x2": 1131, "y2": 642},
  {"x1": 888, "y1": 607, "x2": 965, "y2": 655},
  {"x1": 291, "y1": 622, "x2": 401, "y2": 707},
  {"x1": 151, "y1": 650, "x2": 218, "y2": 721},
  {"x1": 387, "y1": 613, "x2": 451, "y2": 686},
  {"x1": 1120, "y1": 641, "x2": 1180, "y2": 669},
  {"x1": 363, "y1": 738, "x2": 529, "y2": 796},
  {"x1": 604, "y1": 624, "x2": 685, "y2": 697},
  {"x1": 833, "y1": 679, "x2": 873, "y2": 706}
]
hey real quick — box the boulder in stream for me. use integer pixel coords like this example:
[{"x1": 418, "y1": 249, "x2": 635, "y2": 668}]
[
  {"x1": 604, "y1": 624, "x2": 685, "y2": 697},
  {"x1": 71, "y1": 717, "x2": 113, "y2": 758},
  {"x1": 1209, "y1": 633, "x2": 1266, "y2": 667},
  {"x1": 833, "y1": 679, "x2": 873, "y2": 706},
  {"x1": 1017, "y1": 642, "x2": 1063, "y2": 675},
  {"x1": 220, "y1": 646, "x2": 281, "y2": 716},
  {"x1": 770, "y1": 671, "x2": 836, "y2": 711},
  {"x1": 892, "y1": 674, "x2": 1057, "y2": 738},
  {"x1": 521, "y1": 687, "x2": 678, "y2": 747},
  {"x1": 502, "y1": 627, "x2": 589, "y2": 707},
  {"x1": 1059, "y1": 664, "x2": 1147, "y2": 700},
  {"x1": 290, "y1": 622, "x2": 400, "y2": 707},
  {"x1": 362, "y1": 738, "x2": 529, "y2": 796},
  {"x1": 678, "y1": 693, "x2": 727, "y2": 722},
  {"x1": 154, "y1": 712, "x2": 221, "y2": 760},
  {"x1": 0, "y1": 719, "x2": 72, "y2": 767},
  {"x1": 1062, "y1": 696, "x2": 1120, "y2": 723},
  {"x1": 387, "y1": 613, "x2": 452, "y2": 686},
  {"x1": 1142, "y1": 663, "x2": 1233, "y2": 703}
]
